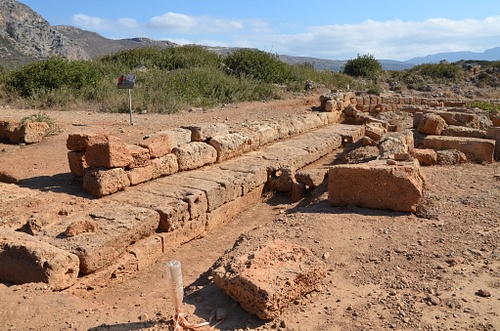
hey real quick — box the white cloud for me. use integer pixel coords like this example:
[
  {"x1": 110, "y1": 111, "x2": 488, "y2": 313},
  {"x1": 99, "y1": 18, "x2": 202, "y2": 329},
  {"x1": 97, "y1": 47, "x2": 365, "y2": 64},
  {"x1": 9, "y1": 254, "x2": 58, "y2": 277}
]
[
  {"x1": 147, "y1": 12, "x2": 243, "y2": 34},
  {"x1": 72, "y1": 14, "x2": 138, "y2": 33}
]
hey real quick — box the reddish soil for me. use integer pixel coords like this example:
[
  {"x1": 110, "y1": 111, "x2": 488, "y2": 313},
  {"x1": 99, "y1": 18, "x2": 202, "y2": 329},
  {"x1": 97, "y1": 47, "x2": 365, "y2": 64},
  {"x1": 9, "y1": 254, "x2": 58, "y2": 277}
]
[{"x1": 0, "y1": 93, "x2": 499, "y2": 331}]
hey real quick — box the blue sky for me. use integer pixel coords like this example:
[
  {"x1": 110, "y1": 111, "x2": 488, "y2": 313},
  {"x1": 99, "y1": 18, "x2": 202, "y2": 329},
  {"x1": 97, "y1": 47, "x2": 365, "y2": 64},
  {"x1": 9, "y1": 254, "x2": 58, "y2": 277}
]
[{"x1": 18, "y1": 0, "x2": 500, "y2": 61}]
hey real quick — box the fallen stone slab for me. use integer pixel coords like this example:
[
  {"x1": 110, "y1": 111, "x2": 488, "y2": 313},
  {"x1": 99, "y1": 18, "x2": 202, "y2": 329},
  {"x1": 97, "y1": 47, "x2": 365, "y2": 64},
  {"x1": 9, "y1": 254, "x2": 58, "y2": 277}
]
[
  {"x1": 423, "y1": 136, "x2": 495, "y2": 163},
  {"x1": 212, "y1": 239, "x2": 326, "y2": 320},
  {"x1": 328, "y1": 159, "x2": 425, "y2": 213},
  {"x1": 0, "y1": 229, "x2": 79, "y2": 290},
  {"x1": 37, "y1": 204, "x2": 160, "y2": 274}
]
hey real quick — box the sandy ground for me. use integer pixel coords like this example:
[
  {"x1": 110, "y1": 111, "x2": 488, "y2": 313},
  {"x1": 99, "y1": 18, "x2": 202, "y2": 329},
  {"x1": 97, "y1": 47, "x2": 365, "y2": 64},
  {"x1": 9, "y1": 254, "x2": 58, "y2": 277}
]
[{"x1": 0, "y1": 93, "x2": 499, "y2": 331}]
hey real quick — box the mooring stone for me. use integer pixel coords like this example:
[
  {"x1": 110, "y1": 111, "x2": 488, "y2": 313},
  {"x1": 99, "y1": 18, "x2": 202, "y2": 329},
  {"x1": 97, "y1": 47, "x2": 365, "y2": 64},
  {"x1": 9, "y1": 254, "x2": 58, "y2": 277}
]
[
  {"x1": 0, "y1": 229, "x2": 79, "y2": 290},
  {"x1": 212, "y1": 239, "x2": 326, "y2": 320},
  {"x1": 328, "y1": 159, "x2": 425, "y2": 213}
]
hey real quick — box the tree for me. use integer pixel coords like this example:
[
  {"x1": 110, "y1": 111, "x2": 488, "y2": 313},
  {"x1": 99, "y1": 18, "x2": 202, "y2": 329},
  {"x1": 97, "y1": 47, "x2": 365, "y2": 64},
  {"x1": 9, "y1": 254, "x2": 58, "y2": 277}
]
[{"x1": 343, "y1": 54, "x2": 383, "y2": 79}]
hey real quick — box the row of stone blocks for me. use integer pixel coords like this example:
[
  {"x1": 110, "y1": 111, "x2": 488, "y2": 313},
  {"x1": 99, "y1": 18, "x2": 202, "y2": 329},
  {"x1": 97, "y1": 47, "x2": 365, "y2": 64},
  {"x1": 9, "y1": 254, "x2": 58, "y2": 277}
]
[
  {"x1": 0, "y1": 118, "x2": 365, "y2": 291},
  {"x1": 67, "y1": 111, "x2": 342, "y2": 197},
  {"x1": 319, "y1": 91, "x2": 469, "y2": 113}
]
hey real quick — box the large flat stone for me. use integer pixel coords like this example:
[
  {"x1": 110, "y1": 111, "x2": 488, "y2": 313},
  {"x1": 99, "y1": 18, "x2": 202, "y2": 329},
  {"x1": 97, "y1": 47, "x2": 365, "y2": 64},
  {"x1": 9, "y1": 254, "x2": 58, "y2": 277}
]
[
  {"x1": 0, "y1": 229, "x2": 79, "y2": 290},
  {"x1": 37, "y1": 204, "x2": 160, "y2": 274},
  {"x1": 212, "y1": 239, "x2": 326, "y2": 320},
  {"x1": 328, "y1": 159, "x2": 425, "y2": 213},
  {"x1": 423, "y1": 135, "x2": 495, "y2": 163}
]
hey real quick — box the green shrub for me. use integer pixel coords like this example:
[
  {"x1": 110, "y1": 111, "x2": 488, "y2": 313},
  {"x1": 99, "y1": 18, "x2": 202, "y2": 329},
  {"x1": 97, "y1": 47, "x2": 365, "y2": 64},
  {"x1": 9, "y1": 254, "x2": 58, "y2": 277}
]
[
  {"x1": 411, "y1": 62, "x2": 462, "y2": 82},
  {"x1": 5, "y1": 57, "x2": 99, "y2": 98},
  {"x1": 343, "y1": 54, "x2": 383, "y2": 79},
  {"x1": 224, "y1": 49, "x2": 293, "y2": 84},
  {"x1": 467, "y1": 101, "x2": 500, "y2": 113}
]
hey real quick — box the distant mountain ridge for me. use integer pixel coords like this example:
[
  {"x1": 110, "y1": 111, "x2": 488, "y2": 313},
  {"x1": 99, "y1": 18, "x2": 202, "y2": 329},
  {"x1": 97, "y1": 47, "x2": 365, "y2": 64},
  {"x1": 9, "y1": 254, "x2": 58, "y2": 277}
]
[{"x1": 1, "y1": 0, "x2": 498, "y2": 71}]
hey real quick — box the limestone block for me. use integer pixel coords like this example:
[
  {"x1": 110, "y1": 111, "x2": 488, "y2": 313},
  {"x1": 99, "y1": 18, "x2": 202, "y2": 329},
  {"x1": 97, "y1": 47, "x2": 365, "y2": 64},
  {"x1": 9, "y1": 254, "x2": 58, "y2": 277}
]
[
  {"x1": 492, "y1": 113, "x2": 500, "y2": 127},
  {"x1": 173, "y1": 142, "x2": 217, "y2": 171},
  {"x1": 127, "y1": 144, "x2": 151, "y2": 168},
  {"x1": 151, "y1": 153, "x2": 179, "y2": 178},
  {"x1": 0, "y1": 228, "x2": 79, "y2": 290},
  {"x1": 423, "y1": 136, "x2": 495, "y2": 163},
  {"x1": 127, "y1": 165, "x2": 154, "y2": 185},
  {"x1": 83, "y1": 167, "x2": 130, "y2": 197},
  {"x1": 155, "y1": 128, "x2": 192, "y2": 147},
  {"x1": 212, "y1": 239, "x2": 326, "y2": 320},
  {"x1": 295, "y1": 169, "x2": 327, "y2": 188},
  {"x1": 40, "y1": 204, "x2": 160, "y2": 275},
  {"x1": 2, "y1": 121, "x2": 23, "y2": 143},
  {"x1": 365, "y1": 122, "x2": 386, "y2": 141},
  {"x1": 20, "y1": 122, "x2": 49, "y2": 143},
  {"x1": 243, "y1": 123, "x2": 278, "y2": 146},
  {"x1": 67, "y1": 151, "x2": 88, "y2": 177},
  {"x1": 436, "y1": 149, "x2": 467, "y2": 165},
  {"x1": 410, "y1": 148, "x2": 438, "y2": 166},
  {"x1": 66, "y1": 133, "x2": 108, "y2": 151},
  {"x1": 139, "y1": 133, "x2": 172, "y2": 158},
  {"x1": 267, "y1": 165, "x2": 295, "y2": 192},
  {"x1": 442, "y1": 125, "x2": 486, "y2": 138},
  {"x1": 418, "y1": 113, "x2": 447, "y2": 135},
  {"x1": 486, "y1": 127, "x2": 500, "y2": 160},
  {"x1": 182, "y1": 123, "x2": 230, "y2": 142},
  {"x1": 209, "y1": 131, "x2": 252, "y2": 162},
  {"x1": 85, "y1": 135, "x2": 133, "y2": 168},
  {"x1": 328, "y1": 159, "x2": 425, "y2": 213}
]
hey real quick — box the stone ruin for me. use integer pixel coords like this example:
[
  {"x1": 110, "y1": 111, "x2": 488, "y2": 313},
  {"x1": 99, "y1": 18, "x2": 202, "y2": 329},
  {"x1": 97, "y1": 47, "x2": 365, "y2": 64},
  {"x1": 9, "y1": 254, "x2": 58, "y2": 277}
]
[
  {"x1": 1, "y1": 91, "x2": 499, "y2": 319},
  {"x1": 0, "y1": 120, "x2": 50, "y2": 144}
]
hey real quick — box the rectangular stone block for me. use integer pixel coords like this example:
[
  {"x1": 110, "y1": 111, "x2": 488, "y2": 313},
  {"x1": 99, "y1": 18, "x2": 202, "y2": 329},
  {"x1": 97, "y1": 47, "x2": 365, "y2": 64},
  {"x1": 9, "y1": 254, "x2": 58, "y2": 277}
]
[
  {"x1": 328, "y1": 159, "x2": 425, "y2": 212},
  {"x1": 85, "y1": 135, "x2": 133, "y2": 168},
  {"x1": 139, "y1": 133, "x2": 172, "y2": 158},
  {"x1": 156, "y1": 128, "x2": 192, "y2": 147},
  {"x1": 83, "y1": 167, "x2": 130, "y2": 197},
  {"x1": 182, "y1": 123, "x2": 230, "y2": 142},
  {"x1": 151, "y1": 153, "x2": 179, "y2": 178},
  {"x1": 39, "y1": 204, "x2": 160, "y2": 275},
  {"x1": 127, "y1": 144, "x2": 151, "y2": 168},
  {"x1": 0, "y1": 229, "x2": 80, "y2": 290},
  {"x1": 212, "y1": 239, "x2": 326, "y2": 319},
  {"x1": 423, "y1": 136, "x2": 495, "y2": 163},
  {"x1": 67, "y1": 151, "x2": 88, "y2": 178},
  {"x1": 209, "y1": 132, "x2": 252, "y2": 162},
  {"x1": 127, "y1": 165, "x2": 154, "y2": 185},
  {"x1": 172, "y1": 142, "x2": 217, "y2": 171}
]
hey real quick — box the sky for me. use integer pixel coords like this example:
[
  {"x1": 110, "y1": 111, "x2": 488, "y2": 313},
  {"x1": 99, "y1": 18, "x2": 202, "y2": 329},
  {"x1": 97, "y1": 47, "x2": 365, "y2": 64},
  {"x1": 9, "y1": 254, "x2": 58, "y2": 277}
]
[{"x1": 17, "y1": 0, "x2": 500, "y2": 61}]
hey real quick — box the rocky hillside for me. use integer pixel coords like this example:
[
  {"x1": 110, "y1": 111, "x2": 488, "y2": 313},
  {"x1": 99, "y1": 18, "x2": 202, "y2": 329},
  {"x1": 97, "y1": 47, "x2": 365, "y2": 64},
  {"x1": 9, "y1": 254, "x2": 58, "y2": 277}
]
[{"x1": 0, "y1": 0, "x2": 176, "y2": 67}]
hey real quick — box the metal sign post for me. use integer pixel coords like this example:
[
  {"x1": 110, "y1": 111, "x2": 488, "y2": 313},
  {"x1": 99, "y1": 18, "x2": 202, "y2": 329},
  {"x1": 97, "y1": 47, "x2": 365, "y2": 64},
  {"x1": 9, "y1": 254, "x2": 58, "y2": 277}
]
[{"x1": 117, "y1": 74, "x2": 136, "y2": 125}]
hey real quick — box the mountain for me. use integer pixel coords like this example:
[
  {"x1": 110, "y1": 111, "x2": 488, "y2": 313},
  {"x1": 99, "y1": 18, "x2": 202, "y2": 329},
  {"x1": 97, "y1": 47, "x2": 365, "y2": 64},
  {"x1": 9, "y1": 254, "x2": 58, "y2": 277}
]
[
  {"x1": 406, "y1": 47, "x2": 500, "y2": 65},
  {"x1": 0, "y1": 0, "x2": 498, "y2": 71}
]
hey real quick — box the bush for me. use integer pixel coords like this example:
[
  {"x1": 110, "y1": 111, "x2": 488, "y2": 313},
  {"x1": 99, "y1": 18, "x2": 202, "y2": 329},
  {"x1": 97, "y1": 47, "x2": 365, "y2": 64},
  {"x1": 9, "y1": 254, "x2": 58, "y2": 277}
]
[
  {"x1": 224, "y1": 49, "x2": 293, "y2": 84},
  {"x1": 5, "y1": 57, "x2": 99, "y2": 97},
  {"x1": 343, "y1": 54, "x2": 383, "y2": 79},
  {"x1": 411, "y1": 63, "x2": 462, "y2": 82}
]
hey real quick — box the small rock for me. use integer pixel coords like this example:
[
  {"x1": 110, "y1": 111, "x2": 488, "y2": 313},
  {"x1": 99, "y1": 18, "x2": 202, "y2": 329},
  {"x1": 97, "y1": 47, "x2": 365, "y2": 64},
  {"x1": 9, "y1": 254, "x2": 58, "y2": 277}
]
[
  {"x1": 427, "y1": 294, "x2": 440, "y2": 305},
  {"x1": 475, "y1": 289, "x2": 491, "y2": 298}
]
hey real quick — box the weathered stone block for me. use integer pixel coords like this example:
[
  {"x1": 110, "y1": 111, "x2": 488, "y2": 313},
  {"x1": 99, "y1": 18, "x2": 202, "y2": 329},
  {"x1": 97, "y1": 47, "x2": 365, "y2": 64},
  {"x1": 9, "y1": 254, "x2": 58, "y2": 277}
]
[
  {"x1": 209, "y1": 132, "x2": 252, "y2": 162},
  {"x1": 0, "y1": 229, "x2": 79, "y2": 290},
  {"x1": 328, "y1": 159, "x2": 425, "y2": 213},
  {"x1": 83, "y1": 167, "x2": 130, "y2": 197},
  {"x1": 410, "y1": 148, "x2": 437, "y2": 166},
  {"x1": 423, "y1": 136, "x2": 495, "y2": 163},
  {"x1": 85, "y1": 135, "x2": 133, "y2": 168},
  {"x1": 182, "y1": 123, "x2": 230, "y2": 142},
  {"x1": 441, "y1": 125, "x2": 486, "y2": 138},
  {"x1": 172, "y1": 142, "x2": 217, "y2": 171},
  {"x1": 67, "y1": 151, "x2": 88, "y2": 177},
  {"x1": 212, "y1": 239, "x2": 326, "y2": 320},
  {"x1": 139, "y1": 133, "x2": 172, "y2": 158},
  {"x1": 127, "y1": 165, "x2": 154, "y2": 185},
  {"x1": 155, "y1": 128, "x2": 192, "y2": 147},
  {"x1": 151, "y1": 153, "x2": 179, "y2": 178},
  {"x1": 418, "y1": 112, "x2": 447, "y2": 135},
  {"x1": 20, "y1": 122, "x2": 49, "y2": 143},
  {"x1": 127, "y1": 144, "x2": 151, "y2": 168},
  {"x1": 66, "y1": 133, "x2": 107, "y2": 151}
]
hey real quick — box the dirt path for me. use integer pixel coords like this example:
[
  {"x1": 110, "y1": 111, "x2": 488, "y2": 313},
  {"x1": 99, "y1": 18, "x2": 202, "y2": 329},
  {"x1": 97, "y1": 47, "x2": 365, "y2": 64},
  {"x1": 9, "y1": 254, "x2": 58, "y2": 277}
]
[{"x1": 1, "y1": 94, "x2": 499, "y2": 331}]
